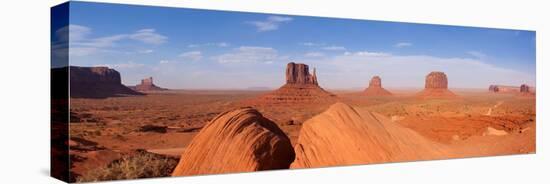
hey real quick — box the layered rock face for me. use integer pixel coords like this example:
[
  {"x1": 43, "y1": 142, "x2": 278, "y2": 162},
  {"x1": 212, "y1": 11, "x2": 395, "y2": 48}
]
[
  {"x1": 417, "y1": 71, "x2": 457, "y2": 98},
  {"x1": 363, "y1": 76, "x2": 392, "y2": 96},
  {"x1": 488, "y1": 85, "x2": 520, "y2": 93},
  {"x1": 425, "y1": 72, "x2": 448, "y2": 89},
  {"x1": 68, "y1": 66, "x2": 143, "y2": 98},
  {"x1": 290, "y1": 103, "x2": 448, "y2": 168},
  {"x1": 172, "y1": 107, "x2": 295, "y2": 176},
  {"x1": 130, "y1": 77, "x2": 167, "y2": 91},
  {"x1": 286, "y1": 62, "x2": 318, "y2": 85},
  {"x1": 253, "y1": 62, "x2": 336, "y2": 104}
]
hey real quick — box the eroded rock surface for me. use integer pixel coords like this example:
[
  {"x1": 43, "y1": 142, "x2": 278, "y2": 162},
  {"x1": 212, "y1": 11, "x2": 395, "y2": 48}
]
[
  {"x1": 291, "y1": 103, "x2": 448, "y2": 168},
  {"x1": 172, "y1": 107, "x2": 295, "y2": 176}
]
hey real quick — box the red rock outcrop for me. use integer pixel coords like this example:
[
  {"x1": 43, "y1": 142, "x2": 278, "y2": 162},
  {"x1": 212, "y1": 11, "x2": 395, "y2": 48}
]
[
  {"x1": 519, "y1": 84, "x2": 536, "y2": 97},
  {"x1": 129, "y1": 77, "x2": 167, "y2": 91},
  {"x1": 252, "y1": 62, "x2": 336, "y2": 104},
  {"x1": 68, "y1": 66, "x2": 143, "y2": 98},
  {"x1": 425, "y1": 71, "x2": 448, "y2": 89},
  {"x1": 290, "y1": 103, "x2": 449, "y2": 168},
  {"x1": 520, "y1": 84, "x2": 532, "y2": 93},
  {"x1": 416, "y1": 71, "x2": 457, "y2": 98},
  {"x1": 488, "y1": 85, "x2": 520, "y2": 93},
  {"x1": 363, "y1": 76, "x2": 392, "y2": 96},
  {"x1": 286, "y1": 62, "x2": 318, "y2": 85},
  {"x1": 172, "y1": 107, "x2": 295, "y2": 176}
]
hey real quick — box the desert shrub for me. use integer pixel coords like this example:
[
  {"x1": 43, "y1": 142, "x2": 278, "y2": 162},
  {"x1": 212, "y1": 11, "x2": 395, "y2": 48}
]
[
  {"x1": 138, "y1": 125, "x2": 168, "y2": 133},
  {"x1": 77, "y1": 150, "x2": 178, "y2": 182}
]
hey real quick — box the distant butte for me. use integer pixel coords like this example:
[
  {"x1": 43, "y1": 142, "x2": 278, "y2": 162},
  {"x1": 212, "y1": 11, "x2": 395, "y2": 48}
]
[
  {"x1": 363, "y1": 76, "x2": 392, "y2": 96},
  {"x1": 129, "y1": 77, "x2": 167, "y2": 92},
  {"x1": 519, "y1": 84, "x2": 536, "y2": 97},
  {"x1": 416, "y1": 71, "x2": 457, "y2": 99},
  {"x1": 488, "y1": 85, "x2": 520, "y2": 93},
  {"x1": 60, "y1": 66, "x2": 143, "y2": 98},
  {"x1": 251, "y1": 62, "x2": 336, "y2": 104}
]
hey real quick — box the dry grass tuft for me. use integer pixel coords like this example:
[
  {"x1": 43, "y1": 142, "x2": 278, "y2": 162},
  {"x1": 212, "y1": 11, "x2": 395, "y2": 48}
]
[{"x1": 77, "y1": 150, "x2": 178, "y2": 182}]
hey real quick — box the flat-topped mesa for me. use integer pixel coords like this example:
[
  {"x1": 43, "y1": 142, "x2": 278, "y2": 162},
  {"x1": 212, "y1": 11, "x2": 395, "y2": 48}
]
[
  {"x1": 66, "y1": 66, "x2": 143, "y2": 98},
  {"x1": 285, "y1": 62, "x2": 318, "y2": 85},
  {"x1": 364, "y1": 76, "x2": 392, "y2": 96},
  {"x1": 416, "y1": 71, "x2": 457, "y2": 99},
  {"x1": 488, "y1": 85, "x2": 520, "y2": 93},
  {"x1": 250, "y1": 62, "x2": 336, "y2": 104},
  {"x1": 425, "y1": 71, "x2": 448, "y2": 89},
  {"x1": 130, "y1": 77, "x2": 167, "y2": 91}
]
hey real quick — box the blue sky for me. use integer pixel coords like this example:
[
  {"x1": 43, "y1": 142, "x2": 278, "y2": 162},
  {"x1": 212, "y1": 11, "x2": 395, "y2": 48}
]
[{"x1": 53, "y1": 1, "x2": 536, "y2": 89}]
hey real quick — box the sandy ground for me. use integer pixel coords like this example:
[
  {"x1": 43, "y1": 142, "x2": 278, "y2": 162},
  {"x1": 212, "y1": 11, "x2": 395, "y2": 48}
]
[{"x1": 68, "y1": 89, "x2": 535, "y2": 178}]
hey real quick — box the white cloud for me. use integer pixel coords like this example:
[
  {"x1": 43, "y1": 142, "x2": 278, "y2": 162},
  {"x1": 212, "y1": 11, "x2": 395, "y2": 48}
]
[
  {"x1": 467, "y1": 51, "x2": 487, "y2": 59},
  {"x1": 72, "y1": 34, "x2": 127, "y2": 48},
  {"x1": 217, "y1": 46, "x2": 281, "y2": 64},
  {"x1": 55, "y1": 24, "x2": 90, "y2": 42},
  {"x1": 344, "y1": 51, "x2": 390, "y2": 57},
  {"x1": 305, "y1": 52, "x2": 325, "y2": 57},
  {"x1": 187, "y1": 42, "x2": 229, "y2": 48},
  {"x1": 247, "y1": 16, "x2": 293, "y2": 32},
  {"x1": 129, "y1": 29, "x2": 167, "y2": 44},
  {"x1": 159, "y1": 60, "x2": 172, "y2": 64},
  {"x1": 69, "y1": 47, "x2": 99, "y2": 57},
  {"x1": 179, "y1": 51, "x2": 203, "y2": 61},
  {"x1": 300, "y1": 42, "x2": 325, "y2": 46},
  {"x1": 62, "y1": 24, "x2": 167, "y2": 57},
  {"x1": 139, "y1": 49, "x2": 154, "y2": 54},
  {"x1": 322, "y1": 46, "x2": 347, "y2": 51},
  {"x1": 394, "y1": 42, "x2": 413, "y2": 48},
  {"x1": 298, "y1": 52, "x2": 534, "y2": 89},
  {"x1": 94, "y1": 61, "x2": 145, "y2": 69},
  {"x1": 217, "y1": 42, "x2": 230, "y2": 47}
]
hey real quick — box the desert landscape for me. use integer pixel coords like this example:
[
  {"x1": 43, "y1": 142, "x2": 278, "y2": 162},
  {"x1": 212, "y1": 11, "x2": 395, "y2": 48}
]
[
  {"x1": 64, "y1": 62, "x2": 536, "y2": 182},
  {"x1": 49, "y1": 3, "x2": 536, "y2": 182}
]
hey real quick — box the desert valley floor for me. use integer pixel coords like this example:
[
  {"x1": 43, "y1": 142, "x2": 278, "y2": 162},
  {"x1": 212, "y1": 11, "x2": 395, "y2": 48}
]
[{"x1": 68, "y1": 89, "x2": 535, "y2": 181}]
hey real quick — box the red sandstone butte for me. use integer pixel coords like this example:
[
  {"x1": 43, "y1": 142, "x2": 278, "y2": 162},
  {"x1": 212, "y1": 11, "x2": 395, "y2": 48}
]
[
  {"x1": 363, "y1": 76, "x2": 392, "y2": 96},
  {"x1": 488, "y1": 85, "x2": 520, "y2": 93},
  {"x1": 66, "y1": 66, "x2": 143, "y2": 98},
  {"x1": 518, "y1": 84, "x2": 536, "y2": 97},
  {"x1": 130, "y1": 77, "x2": 167, "y2": 91},
  {"x1": 252, "y1": 62, "x2": 336, "y2": 104},
  {"x1": 416, "y1": 71, "x2": 457, "y2": 99}
]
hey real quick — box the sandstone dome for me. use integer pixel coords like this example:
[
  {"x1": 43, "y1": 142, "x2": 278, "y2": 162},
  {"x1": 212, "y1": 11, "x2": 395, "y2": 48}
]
[{"x1": 172, "y1": 107, "x2": 295, "y2": 176}]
